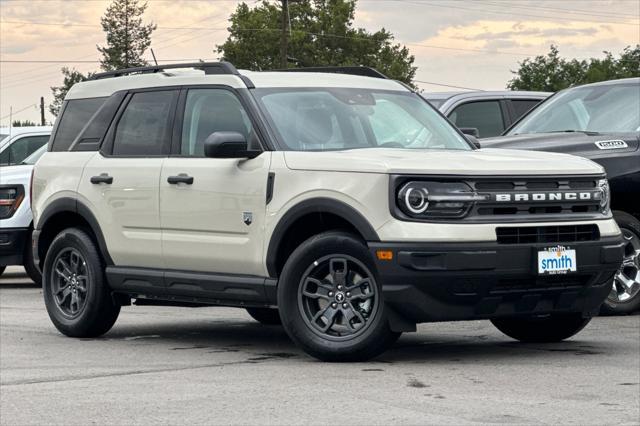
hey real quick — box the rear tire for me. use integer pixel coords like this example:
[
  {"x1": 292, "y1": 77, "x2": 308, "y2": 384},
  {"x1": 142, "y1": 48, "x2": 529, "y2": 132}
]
[
  {"x1": 43, "y1": 227, "x2": 120, "y2": 338},
  {"x1": 278, "y1": 231, "x2": 400, "y2": 362},
  {"x1": 0, "y1": 266, "x2": 5, "y2": 277},
  {"x1": 491, "y1": 314, "x2": 591, "y2": 343},
  {"x1": 246, "y1": 307, "x2": 282, "y2": 325},
  {"x1": 23, "y1": 230, "x2": 42, "y2": 285},
  {"x1": 601, "y1": 211, "x2": 640, "y2": 315}
]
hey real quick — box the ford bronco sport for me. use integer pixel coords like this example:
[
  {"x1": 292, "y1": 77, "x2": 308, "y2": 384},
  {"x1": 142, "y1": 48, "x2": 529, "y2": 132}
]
[{"x1": 31, "y1": 63, "x2": 624, "y2": 361}]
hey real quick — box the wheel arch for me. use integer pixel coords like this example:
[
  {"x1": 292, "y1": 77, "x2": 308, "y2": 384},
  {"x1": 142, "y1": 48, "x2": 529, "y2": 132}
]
[
  {"x1": 36, "y1": 197, "x2": 113, "y2": 269},
  {"x1": 265, "y1": 197, "x2": 379, "y2": 278}
]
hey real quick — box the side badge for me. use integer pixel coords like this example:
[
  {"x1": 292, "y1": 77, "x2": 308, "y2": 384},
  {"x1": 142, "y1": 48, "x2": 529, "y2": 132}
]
[
  {"x1": 243, "y1": 211, "x2": 253, "y2": 226},
  {"x1": 595, "y1": 140, "x2": 628, "y2": 150}
]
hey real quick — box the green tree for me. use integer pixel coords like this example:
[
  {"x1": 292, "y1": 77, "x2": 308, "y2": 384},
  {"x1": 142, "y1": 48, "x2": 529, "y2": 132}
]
[
  {"x1": 97, "y1": 0, "x2": 156, "y2": 71},
  {"x1": 217, "y1": 0, "x2": 416, "y2": 86},
  {"x1": 12, "y1": 120, "x2": 37, "y2": 127},
  {"x1": 508, "y1": 45, "x2": 640, "y2": 91},
  {"x1": 49, "y1": 68, "x2": 91, "y2": 117}
]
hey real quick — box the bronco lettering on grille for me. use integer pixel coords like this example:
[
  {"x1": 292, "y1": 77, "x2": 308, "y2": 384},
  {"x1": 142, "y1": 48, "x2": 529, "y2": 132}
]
[{"x1": 493, "y1": 192, "x2": 599, "y2": 202}]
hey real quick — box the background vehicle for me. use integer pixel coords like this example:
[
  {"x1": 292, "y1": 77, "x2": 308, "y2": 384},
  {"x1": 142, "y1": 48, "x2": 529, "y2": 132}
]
[
  {"x1": 0, "y1": 144, "x2": 49, "y2": 282},
  {"x1": 482, "y1": 78, "x2": 640, "y2": 314},
  {"x1": 423, "y1": 91, "x2": 550, "y2": 138},
  {"x1": 0, "y1": 126, "x2": 52, "y2": 166},
  {"x1": 31, "y1": 63, "x2": 623, "y2": 361}
]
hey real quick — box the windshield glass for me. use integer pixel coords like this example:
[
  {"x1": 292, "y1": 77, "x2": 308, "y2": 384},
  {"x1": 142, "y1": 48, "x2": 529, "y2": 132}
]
[
  {"x1": 254, "y1": 88, "x2": 470, "y2": 151},
  {"x1": 22, "y1": 144, "x2": 47, "y2": 165},
  {"x1": 509, "y1": 81, "x2": 640, "y2": 134}
]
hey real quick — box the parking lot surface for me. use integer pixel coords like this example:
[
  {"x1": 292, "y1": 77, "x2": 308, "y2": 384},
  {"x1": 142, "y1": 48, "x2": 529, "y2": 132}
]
[{"x1": 1, "y1": 266, "x2": 639, "y2": 425}]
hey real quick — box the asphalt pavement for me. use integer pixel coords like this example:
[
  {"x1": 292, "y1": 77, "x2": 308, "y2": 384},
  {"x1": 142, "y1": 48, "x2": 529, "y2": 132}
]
[{"x1": 1, "y1": 266, "x2": 639, "y2": 425}]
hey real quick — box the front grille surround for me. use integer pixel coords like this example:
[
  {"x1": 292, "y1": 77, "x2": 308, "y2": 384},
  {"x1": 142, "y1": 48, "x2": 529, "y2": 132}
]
[{"x1": 390, "y1": 174, "x2": 609, "y2": 223}]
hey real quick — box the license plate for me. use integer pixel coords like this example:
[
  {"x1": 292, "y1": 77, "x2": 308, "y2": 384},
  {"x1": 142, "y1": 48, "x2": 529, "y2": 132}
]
[{"x1": 538, "y1": 247, "x2": 577, "y2": 275}]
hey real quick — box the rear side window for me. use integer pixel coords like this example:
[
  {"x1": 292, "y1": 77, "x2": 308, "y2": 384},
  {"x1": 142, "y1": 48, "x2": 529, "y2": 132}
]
[
  {"x1": 0, "y1": 135, "x2": 50, "y2": 166},
  {"x1": 51, "y1": 98, "x2": 106, "y2": 151},
  {"x1": 112, "y1": 90, "x2": 177, "y2": 156},
  {"x1": 511, "y1": 99, "x2": 541, "y2": 121},
  {"x1": 448, "y1": 100, "x2": 505, "y2": 138}
]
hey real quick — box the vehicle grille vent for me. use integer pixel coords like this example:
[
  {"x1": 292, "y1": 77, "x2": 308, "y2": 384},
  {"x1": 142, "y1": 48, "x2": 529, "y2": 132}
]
[{"x1": 496, "y1": 224, "x2": 600, "y2": 245}]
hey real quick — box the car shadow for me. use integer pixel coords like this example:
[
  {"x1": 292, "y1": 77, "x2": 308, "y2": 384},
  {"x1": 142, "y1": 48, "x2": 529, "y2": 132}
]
[{"x1": 98, "y1": 317, "x2": 619, "y2": 364}]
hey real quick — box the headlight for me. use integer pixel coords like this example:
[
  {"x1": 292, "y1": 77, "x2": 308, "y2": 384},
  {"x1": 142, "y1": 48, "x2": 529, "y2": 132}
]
[
  {"x1": 397, "y1": 181, "x2": 485, "y2": 219},
  {"x1": 598, "y1": 179, "x2": 610, "y2": 214},
  {"x1": 0, "y1": 185, "x2": 24, "y2": 219}
]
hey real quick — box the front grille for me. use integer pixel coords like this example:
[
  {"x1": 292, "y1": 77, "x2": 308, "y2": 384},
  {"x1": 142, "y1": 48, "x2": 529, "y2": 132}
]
[
  {"x1": 496, "y1": 224, "x2": 600, "y2": 244},
  {"x1": 468, "y1": 176, "x2": 603, "y2": 221}
]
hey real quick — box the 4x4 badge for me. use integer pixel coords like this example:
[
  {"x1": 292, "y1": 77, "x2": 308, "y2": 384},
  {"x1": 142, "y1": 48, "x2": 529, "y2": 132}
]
[{"x1": 243, "y1": 212, "x2": 253, "y2": 226}]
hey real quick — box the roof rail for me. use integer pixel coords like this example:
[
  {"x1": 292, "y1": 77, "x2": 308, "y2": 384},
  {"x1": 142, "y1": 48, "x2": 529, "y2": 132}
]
[
  {"x1": 90, "y1": 61, "x2": 241, "y2": 80},
  {"x1": 274, "y1": 66, "x2": 389, "y2": 80}
]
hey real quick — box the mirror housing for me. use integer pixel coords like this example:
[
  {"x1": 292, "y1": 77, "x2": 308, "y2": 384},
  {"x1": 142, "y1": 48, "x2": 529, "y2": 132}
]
[
  {"x1": 459, "y1": 127, "x2": 479, "y2": 137},
  {"x1": 465, "y1": 134, "x2": 482, "y2": 149},
  {"x1": 204, "y1": 132, "x2": 260, "y2": 159}
]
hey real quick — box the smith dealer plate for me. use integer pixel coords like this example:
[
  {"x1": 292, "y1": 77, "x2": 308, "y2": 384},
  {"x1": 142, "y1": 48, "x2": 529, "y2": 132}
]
[{"x1": 538, "y1": 246, "x2": 577, "y2": 275}]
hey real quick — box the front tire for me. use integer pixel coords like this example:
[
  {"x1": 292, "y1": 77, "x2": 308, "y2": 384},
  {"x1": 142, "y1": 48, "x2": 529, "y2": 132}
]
[
  {"x1": 491, "y1": 314, "x2": 591, "y2": 343},
  {"x1": 278, "y1": 232, "x2": 400, "y2": 362},
  {"x1": 601, "y1": 211, "x2": 640, "y2": 315},
  {"x1": 246, "y1": 307, "x2": 282, "y2": 325},
  {"x1": 43, "y1": 228, "x2": 120, "y2": 338}
]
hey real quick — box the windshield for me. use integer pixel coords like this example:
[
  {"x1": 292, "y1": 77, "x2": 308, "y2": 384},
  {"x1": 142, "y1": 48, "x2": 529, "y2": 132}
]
[
  {"x1": 509, "y1": 81, "x2": 640, "y2": 135},
  {"x1": 22, "y1": 144, "x2": 47, "y2": 165},
  {"x1": 254, "y1": 88, "x2": 471, "y2": 151}
]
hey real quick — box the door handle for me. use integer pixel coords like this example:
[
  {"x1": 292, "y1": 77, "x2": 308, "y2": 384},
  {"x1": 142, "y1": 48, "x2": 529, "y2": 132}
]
[
  {"x1": 90, "y1": 174, "x2": 113, "y2": 184},
  {"x1": 167, "y1": 174, "x2": 194, "y2": 185}
]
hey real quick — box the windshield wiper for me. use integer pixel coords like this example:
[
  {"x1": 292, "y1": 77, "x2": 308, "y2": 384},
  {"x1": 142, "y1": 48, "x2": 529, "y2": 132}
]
[{"x1": 546, "y1": 130, "x2": 602, "y2": 136}]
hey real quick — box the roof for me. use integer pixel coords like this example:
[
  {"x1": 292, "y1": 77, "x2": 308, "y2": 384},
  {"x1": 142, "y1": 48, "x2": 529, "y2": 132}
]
[
  {"x1": 66, "y1": 68, "x2": 408, "y2": 100},
  {"x1": 574, "y1": 77, "x2": 639, "y2": 88},
  {"x1": 0, "y1": 126, "x2": 52, "y2": 136},
  {"x1": 422, "y1": 90, "x2": 551, "y2": 101}
]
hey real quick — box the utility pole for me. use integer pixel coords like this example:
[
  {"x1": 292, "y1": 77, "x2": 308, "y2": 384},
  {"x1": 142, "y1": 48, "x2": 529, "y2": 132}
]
[
  {"x1": 279, "y1": 0, "x2": 290, "y2": 69},
  {"x1": 40, "y1": 97, "x2": 46, "y2": 126}
]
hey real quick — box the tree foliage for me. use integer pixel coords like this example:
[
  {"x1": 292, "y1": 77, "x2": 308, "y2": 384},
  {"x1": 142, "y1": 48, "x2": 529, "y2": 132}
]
[
  {"x1": 217, "y1": 0, "x2": 416, "y2": 86},
  {"x1": 508, "y1": 45, "x2": 640, "y2": 91},
  {"x1": 97, "y1": 0, "x2": 156, "y2": 71},
  {"x1": 49, "y1": 68, "x2": 92, "y2": 117},
  {"x1": 12, "y1": 120, "x2": 38, "y2": 127}
]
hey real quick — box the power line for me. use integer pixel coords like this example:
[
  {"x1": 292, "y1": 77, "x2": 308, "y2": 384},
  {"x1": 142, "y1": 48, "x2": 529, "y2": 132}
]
[
  {"x1": 414, "y1": 79, "x2": 480, "y2": 90},
  {"x1": 0, "y1": 104, "x2": 37, "y2": 121},
  {"x1": 385, "y1": 0, "x2": 639, "y2": 26}
]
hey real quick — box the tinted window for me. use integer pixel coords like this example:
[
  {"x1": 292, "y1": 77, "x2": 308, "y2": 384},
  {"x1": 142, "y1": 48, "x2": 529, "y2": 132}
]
[
  {"x1": 180, "y1": 89, "x2": 253, "y2": 156},
  {"x1": 448, "y1": 101, "x2": 504, "y2": 138},
  {"x1": 51, "y1": 98, "x2": 106, "y2": 151},
  {"x1": 511, "y1": 99, "x2": 541, "y2": 121},
  {"x1": 112, "y1": 91, "x2": 177, "y2": 156},
  {"x1": 0, "y1": 135, "x2": 50, "y2": 166}
]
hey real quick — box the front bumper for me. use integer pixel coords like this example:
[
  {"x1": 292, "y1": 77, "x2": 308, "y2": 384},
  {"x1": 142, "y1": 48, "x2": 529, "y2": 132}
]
[
  {"x1": 370, "y1": 236, "x2": 624, "y2": 323},
  {"x1": 0, "y1": 227, "x2": 29, "y2": 266}
]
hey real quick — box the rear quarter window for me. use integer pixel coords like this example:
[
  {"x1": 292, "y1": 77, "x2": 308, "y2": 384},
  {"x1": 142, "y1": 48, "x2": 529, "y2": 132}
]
[{"x1": 50, "y1": 97, "x2": 107, "y2": 152}]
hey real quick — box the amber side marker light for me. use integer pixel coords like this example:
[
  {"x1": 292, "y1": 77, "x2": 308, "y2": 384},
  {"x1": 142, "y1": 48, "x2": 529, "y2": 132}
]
[{"x1": 376, "y1": 250, "x2": 394, "y2": 261}]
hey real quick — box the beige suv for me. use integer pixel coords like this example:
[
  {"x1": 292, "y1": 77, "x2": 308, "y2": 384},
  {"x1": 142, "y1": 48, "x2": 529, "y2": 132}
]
[{"x1": 31, "y1": 63, "x2": 624, "y2": 361}]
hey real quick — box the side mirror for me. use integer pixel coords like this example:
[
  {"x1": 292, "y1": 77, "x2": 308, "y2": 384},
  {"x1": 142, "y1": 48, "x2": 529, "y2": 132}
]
[
  {"x1": 204, "y1": 132, "x2": 260, "y2": 159},
  {"x1": 459, "y1": 127, "x2": 479, "y2": 137},
  {"x1": 466, "y1": 134, "x2": 482, "y2": 149}
]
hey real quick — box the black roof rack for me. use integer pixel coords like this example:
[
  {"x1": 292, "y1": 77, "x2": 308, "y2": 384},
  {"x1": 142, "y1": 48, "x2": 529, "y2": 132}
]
[
  {"x1": 274, "y1": 66, "x2": 388, "y2": 79},
  {"x1": 90, "y1": 61, "x2": 240, "y2": 80}
]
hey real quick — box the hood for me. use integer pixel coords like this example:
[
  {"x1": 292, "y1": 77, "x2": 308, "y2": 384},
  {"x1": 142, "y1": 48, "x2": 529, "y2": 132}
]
[
  {"x1": 283, "y1": 147, "x2": 604, "y2": 176},
  {"x1": 481, "y1": 132, "x2": 640, "y2": 180},
  {"x1": 0, "y1": 164, "x2": 33, "y2": 185}
]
